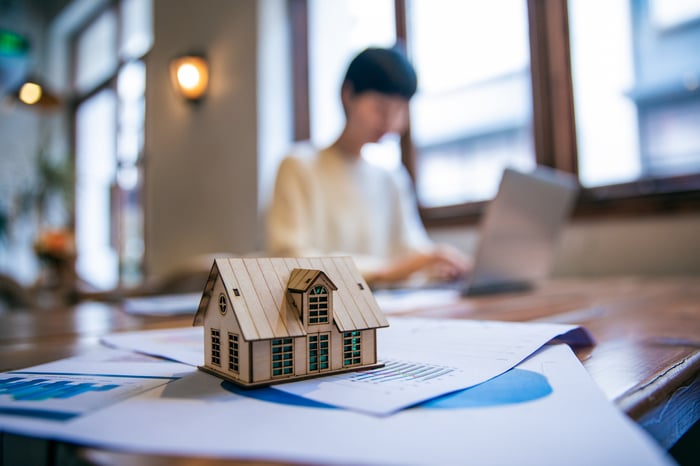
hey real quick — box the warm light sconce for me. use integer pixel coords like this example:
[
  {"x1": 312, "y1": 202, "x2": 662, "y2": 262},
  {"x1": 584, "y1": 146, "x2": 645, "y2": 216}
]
[
  {"x1": 18, "y1": 81, "x2": 43, "y2": 104},
  {"x1": 170, "y1": 54, "x2": 209, "y2": 102},
  {"x1": 13, "y1": 78, "x2": 61, "y2": 109}
]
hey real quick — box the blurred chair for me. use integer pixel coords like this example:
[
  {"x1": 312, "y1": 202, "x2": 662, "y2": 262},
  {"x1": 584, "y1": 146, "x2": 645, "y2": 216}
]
[
  {"x1": 125, "y1": 253, "x2": 237, "y2": 297},
  {"x1": 0, "y1": 272, "x2": 35, "y2": 311},
  {"x1": 78, "y1": 253, "x2": 253, "y2": 302}
]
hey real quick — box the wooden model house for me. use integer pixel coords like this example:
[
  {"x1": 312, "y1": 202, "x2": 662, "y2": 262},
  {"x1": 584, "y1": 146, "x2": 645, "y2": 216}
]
[{"x1": 193, "y1": 257, "x2": 389, "y2": 387}]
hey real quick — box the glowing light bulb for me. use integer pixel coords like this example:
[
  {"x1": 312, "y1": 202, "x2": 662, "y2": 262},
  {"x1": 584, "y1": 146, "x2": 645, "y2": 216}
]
[
  {"x1": 19, "y1": 82, "x2": 42, "y2": 105},
  {"x1": 170, "y1": 56, "x2": 209, "y2": 101},
  {"x1": 177, "y1": 63, "x2": 202, "y2": 90}
]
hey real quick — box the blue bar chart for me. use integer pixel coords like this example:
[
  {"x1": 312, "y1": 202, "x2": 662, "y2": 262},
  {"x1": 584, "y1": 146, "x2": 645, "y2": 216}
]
[
  {"x1": 0, "y1": 376, "x2": 119, "y2": 401},
  {"x1": 350, "y1": 360, "x2": 455, "y2": 384},
  {"x1": 0, "y1": 372, "x2": 175, "y2": 421}
]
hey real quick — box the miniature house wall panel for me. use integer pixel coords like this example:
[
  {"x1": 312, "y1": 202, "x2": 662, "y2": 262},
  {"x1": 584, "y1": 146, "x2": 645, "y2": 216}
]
[
  {"x1": 193, "y1": 256, "x2": 389, "y2": 387},
  {"x1": 362, "y1": 328, "x2": 376, "y2": 366},
  {"x1": 293, "y1": 337, "x2": 307, "y2": 377},
  {"x1": 251, "y1": 340, "x2": 270, "y2": 382},
  {"x1": 329, "y1": 336, "x2": 344, "y2": 374},
  {"x1": 202, "y1": 275, "x2": 251, "y2": 382}
]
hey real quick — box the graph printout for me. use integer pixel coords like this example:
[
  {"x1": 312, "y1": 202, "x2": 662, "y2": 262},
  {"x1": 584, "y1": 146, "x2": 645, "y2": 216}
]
[
  {"x1": 0, "y1": 372, "x2": 176, "y2": 421},
  {"x1": 0, "y1": 348, "x2": 191, "y2": 422}
]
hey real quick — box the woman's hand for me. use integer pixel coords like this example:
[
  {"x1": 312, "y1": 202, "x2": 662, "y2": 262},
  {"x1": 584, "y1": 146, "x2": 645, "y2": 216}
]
[{"x1": 369, "y1": 245, "x2": 472, "y2": 285}]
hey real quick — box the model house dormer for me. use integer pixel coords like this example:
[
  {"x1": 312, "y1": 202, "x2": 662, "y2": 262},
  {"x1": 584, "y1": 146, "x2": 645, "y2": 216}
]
[
  {"x1": 286, "y1": 268, "x2": 337, "y2": 329},
  {"x1": 193, "y1": 257, "x2": 389, "y2": 387}
]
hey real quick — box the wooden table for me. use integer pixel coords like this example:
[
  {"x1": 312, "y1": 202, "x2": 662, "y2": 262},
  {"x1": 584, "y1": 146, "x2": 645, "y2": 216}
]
[{"x1": 1, "y1": 277, "x2": 698, "y2": 465}]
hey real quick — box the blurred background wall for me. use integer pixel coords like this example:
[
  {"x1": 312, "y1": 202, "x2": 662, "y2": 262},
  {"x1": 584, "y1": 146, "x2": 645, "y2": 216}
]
[{"x1": 144, "y1": 0, "x2": 261, "y2": 276}]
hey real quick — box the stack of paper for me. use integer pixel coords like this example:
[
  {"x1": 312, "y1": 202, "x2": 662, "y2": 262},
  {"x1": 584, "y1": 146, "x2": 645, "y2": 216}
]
[{"x1": 0, "y1": 317, "x2": 674, "y2": 465}]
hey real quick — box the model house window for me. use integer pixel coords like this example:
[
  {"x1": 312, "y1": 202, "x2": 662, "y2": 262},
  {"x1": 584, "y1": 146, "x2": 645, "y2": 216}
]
[
  {"x1": 308, "y1": 333, "x2": 330, "y2": 372},
  {"x1": 342, "y1": 331, "x2": 361, "y2": 367},
  {"x1": 228, "y1": 333, "x2": 239, "y2": 373},
  {"x1": 271, "y1": 338, "x2": 294, "y2": 377},
  {"x1": 211, "y1": 329, "x2": 221, "y2": 366},
  {"x1": 218, "y1": 294, "x2": 227, "y2": 314},
  {"x1": 308, "y1": 285, "x2": 329, "y2": 324}
]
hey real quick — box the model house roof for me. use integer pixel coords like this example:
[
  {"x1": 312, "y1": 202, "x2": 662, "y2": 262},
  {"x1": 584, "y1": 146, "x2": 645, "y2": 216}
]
[
  {"x1": 193, "y1": 257, "x2": 389, "y2": 341},
  {"x1": 287, "y1": 268, "x2": 338, "y2": 293}
]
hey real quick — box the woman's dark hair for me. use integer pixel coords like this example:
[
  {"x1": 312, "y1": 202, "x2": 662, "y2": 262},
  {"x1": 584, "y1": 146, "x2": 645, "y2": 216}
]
[{"x1": 342, "y1": 46, "x2": 417, "y2": 99}]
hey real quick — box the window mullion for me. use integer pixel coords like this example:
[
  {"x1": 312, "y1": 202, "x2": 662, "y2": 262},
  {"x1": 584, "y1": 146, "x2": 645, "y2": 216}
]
[
  {"x1": 290, "y1": 0, "x2": 310, "y2": 142},
  {"x1": 527, "y1": 0, "x2": 578, "y2": 175},
  {"x1": 394, "y1": 0, "x2": 418, "y2": 183}
]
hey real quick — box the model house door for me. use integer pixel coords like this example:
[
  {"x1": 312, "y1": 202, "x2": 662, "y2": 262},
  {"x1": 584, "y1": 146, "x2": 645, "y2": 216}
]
[{"x1": 308, "y1": 332, "x2": 330, "y2": 372}]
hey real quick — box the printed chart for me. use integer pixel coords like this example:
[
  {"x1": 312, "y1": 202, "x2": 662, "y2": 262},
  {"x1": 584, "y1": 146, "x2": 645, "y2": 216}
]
[
  {"x1": 224, "y1": 366, "x2": 551, "y2": 411},
  {"x1": 349, "y1": 360, "x2": 456, "y2": 385},
  {"x1": 0, "y1": 372, "x2": 177, "y2": 421}
]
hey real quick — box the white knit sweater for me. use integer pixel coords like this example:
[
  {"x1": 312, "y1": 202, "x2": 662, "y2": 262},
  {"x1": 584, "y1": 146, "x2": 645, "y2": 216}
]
[{"x1": 266, "y1": 144, "x2": 433, "y2": 276}]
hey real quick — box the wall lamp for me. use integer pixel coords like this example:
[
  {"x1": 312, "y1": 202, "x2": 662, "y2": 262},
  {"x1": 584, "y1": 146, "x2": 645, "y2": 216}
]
[
  {"x1": 170, "y1": 54, "x2": 209, "y2": 102},
  {"x1": 13, "y1": 77, "x2": 61, "y2": 109}
]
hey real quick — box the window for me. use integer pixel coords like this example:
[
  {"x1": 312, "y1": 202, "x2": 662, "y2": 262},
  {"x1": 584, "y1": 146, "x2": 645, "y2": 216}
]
[
  {"x1": 308, "y1": 333, "x2": 330, "y2": 372},
  {"x1": 569, "y1": 0, "x2": 700, "y2": 186},
  {"x1": 75, "y1": 86, "x2": 118, "y2": 289},
  {"x1": 271, "y1": 338, "x2": 294, "y2": 377},
  {"x1": 408, "y1": 0, "x2": 535, "y2": 206},
  {"x1": 308, "y1": 285, "x2": 329, "y2": 324},
  {"x1": 294, "y1": 0, "x2": 700, "y2": 223},
  {"x1": 228, "y1": 333, "x2": 239, "y2": 373},
  {"x1": 72, "y1": 0, "x2": 152, "y2": 290},
  {"x1": 304, "y1": 0, "x2": 401, "y2": 170},
  {"x1": 218, "y1": 293, "x2": 227, "y2": 314},
  {"x1": 211, "y1": 329, "x2": 221, "y2": 366},
  {"x1": 342, "y1": 331, "x2": 361, "y2": 367}
]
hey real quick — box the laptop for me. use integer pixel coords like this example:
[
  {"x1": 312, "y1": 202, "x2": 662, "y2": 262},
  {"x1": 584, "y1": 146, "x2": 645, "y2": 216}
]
[
  {"x1": 460, "y1": 165, "x2": 579, "y2": 295},
  {"x1": 371, "y1": 165, "x2": 579, "y2": 297}
]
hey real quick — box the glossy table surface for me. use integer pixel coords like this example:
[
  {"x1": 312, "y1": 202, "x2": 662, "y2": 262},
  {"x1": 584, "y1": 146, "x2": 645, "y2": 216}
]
[{"x1": 1, "y1": 276, "x2": 699, "y2": 465}]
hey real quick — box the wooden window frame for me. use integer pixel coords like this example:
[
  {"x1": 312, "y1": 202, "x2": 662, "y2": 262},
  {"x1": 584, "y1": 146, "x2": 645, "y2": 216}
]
[
  {"x1": 271, "y1": 338, "x2": 294, "y2": 377},
  {"x1": 342, "y1": 331, "x2": 362, "y2": 367},
  {"x1": 308, "y1": 285, "x2": 329, "y2": 325},
  {"x1": 218, "y1": 294, "x2": 227, "y2": 314},
  {"x1": 228, "y1": 333, "x2": 239, "y2": 373},
  {"x1": 211, "y1": 329, "x2": 221, "y2": 366},
  {"x1": 290, "y1": 0, "x2": 700, "y2": 226},
  {"x1": 308, "y1": 332, "x2": 330, "y2": 372}
]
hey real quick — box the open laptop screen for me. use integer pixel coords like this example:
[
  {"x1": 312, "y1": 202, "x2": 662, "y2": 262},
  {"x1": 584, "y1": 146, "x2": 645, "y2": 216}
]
[{"x1": 464, "y1": 166, "x2": 579, "y2": 295}]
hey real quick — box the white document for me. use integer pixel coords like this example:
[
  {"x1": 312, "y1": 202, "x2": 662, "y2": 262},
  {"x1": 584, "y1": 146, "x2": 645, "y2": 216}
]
[
  {"x1": 0, "y1": 345, "x2": 673, "y2": 466},
  {"x1": 102, "y1": 317, "x2": 592, "y2": 415},
  {"x1": 373, "y1": 288, "x2": 462, "y2": 314},
  {"x1": 102, "y1": 326, "x2": 204, "y2": 367},
  {"x1": 122, "y1": 292, "x2": 201, "y2": 316}
]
